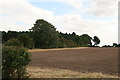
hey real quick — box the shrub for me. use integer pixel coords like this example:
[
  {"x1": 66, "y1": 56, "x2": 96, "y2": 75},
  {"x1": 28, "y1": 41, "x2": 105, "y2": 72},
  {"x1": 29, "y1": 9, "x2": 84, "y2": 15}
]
[
  {"x1": 4, "y1": 38, "x2": 23, "y2": 47},
  {"x1": 2, "y1": 46, "x2": 31, "y2": 78}
]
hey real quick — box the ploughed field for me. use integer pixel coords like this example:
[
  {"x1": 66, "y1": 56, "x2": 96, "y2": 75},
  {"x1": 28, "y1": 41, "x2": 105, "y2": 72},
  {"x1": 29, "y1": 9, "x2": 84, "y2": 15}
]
[{"x1": 29, "y1": 47, "x2": 118, "y2": 75}]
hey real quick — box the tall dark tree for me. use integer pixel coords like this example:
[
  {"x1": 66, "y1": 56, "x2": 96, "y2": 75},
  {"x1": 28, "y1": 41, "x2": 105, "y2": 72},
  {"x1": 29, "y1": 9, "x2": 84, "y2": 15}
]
[
  {"x1": 112, "y1": 43, "x2": 117, "y2": 47},
  {"x1": 72, "y1": 32, "x2": 76, "y2": 36},
  {"x1": 30, "y1": 19, "x2": 59, "y2": 48},
  {"x1": 93, "y1": 36, "x2": 100, "y2": 46},
  {"x1": 2, "y1": 31, "x2": 7, "y2": 42},
  {"x1": 80, "y1": 34, "x2": 92, "y2": 47},
  {"x1": 7, "y1": 31, "x2": 19, "y2": 40}
]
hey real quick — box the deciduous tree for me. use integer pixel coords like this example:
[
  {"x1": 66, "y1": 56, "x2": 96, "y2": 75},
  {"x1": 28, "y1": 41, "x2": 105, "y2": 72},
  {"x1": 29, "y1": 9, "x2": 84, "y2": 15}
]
[{"x1": 30, "y1": 19, "x2": 59, "y2": 48}]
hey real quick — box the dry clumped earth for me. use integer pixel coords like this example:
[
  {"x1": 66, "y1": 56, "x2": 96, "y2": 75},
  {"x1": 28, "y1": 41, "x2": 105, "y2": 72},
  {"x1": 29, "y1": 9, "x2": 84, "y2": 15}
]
[{"x1": 27, "y1": 47, "x2": 119, "y2": 78}]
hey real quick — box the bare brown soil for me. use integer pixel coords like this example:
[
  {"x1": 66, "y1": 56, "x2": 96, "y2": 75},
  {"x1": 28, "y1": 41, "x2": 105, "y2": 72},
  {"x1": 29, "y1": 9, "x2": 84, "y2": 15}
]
[{"x1": 28, "y1": 47, "x2": 118, "y2": 75}]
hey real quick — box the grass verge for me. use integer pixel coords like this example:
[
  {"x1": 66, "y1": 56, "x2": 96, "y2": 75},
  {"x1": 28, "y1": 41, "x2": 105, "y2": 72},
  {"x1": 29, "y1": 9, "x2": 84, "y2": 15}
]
[
  {"x1": 27, "y1": 67, "x2": 118, "y2": 78},
  {"x1": 28, "y1": 47, "x2": 90, "y2": 52}
]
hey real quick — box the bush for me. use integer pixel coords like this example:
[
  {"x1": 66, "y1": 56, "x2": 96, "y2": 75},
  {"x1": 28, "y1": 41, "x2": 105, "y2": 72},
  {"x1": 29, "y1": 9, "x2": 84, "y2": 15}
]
[
  {"x1": 2, "y1": 46, "x2": 31, "y2": 78},
  {"x1": 4, "y1": 38, "x2": 23, "y2": 47}
]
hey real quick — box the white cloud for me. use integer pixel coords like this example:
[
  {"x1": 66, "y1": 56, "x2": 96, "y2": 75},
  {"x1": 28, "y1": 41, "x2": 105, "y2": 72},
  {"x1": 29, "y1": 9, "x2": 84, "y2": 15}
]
[
  {"x1": 0, "y1": 0, "x2": 54, "y2": 31},
  {"x1": 87, "y1": 0, "x2": 119, "y2": 17},
  {"x1": 0, "y1": 0, "x2": 118, "y2": 46},
  {"x1": 54, "y1": 14, "x2": 118, "y2": 46},
  {"x1": 63, "y1": 0, "x2": 83, "y2": 8}
]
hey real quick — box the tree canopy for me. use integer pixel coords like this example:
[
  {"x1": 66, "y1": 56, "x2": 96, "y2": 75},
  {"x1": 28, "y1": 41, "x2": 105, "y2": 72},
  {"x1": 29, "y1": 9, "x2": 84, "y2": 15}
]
[
  {"x1": 2, "y1": 19, "x2": 101, "y2": 49},
  {"x1": 30, "y1": 19, "x2": 59, "y2": 48},
  {"x1": 93, "y1": 36, "x2": 100, "y2": 46},
  {"x1": 17, "y1": 33, "x2": 34, "y2": 49}
]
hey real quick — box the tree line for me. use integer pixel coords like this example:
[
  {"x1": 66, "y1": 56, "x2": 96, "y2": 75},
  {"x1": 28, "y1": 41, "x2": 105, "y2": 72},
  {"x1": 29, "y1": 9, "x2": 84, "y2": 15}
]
[
  {"x1": 2, "y1": 19, "x2": 100, "y2": 49},
  {"x1": 102, "y1": 43, "x2": 120, "y2": 47}
]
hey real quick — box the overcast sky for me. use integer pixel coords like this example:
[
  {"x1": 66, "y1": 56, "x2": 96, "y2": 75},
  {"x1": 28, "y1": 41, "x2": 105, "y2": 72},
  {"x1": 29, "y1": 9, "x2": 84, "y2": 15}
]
[{"x1": 0, "y1": 0, "x2": 119, "y2": 46}]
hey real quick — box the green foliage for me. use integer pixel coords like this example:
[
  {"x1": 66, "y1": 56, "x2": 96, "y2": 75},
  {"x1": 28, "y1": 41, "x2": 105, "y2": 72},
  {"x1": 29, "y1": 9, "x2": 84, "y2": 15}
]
[
  {"x1": 112, "y1": 43, "x2": 117, "y2": 47},
  {"x1": 17, "y1": 33, "x2": 34, "y2": 49},
  {"x1": 59, "y1": 32, "x2": 92, "y2": 47},
  {"x1": 58, "y1": 37, "x2": 77, "y2": 48},
  {"x1": 2, "y1": 19, "x2": 101, "y2": 48},
  {"x1": 4, "y1": 38, "x2": 23, "y2": 47},
  {"x1": 80, "y1": 34, "x2": 92, "y2": 47},
  {"x1": 2, "y1": 31, "x2": 7, "y2": 43},
  {"x1": 30, "y1": 19, "x2": 59, "y2": 48},
  {"x1": 93, "y1": 36, "x2": 100, "y2": 46},
  {"x1": 2, "y1": 46, "x2": 31, "y2": 78},
  {"x1": 7, "y1": 31, "x2": 19, "y2": 40}
]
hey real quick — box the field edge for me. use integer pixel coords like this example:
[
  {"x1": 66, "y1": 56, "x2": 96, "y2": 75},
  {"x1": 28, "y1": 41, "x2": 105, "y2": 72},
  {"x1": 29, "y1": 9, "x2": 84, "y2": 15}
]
[{"x1": 26, "y1": 67, "x2": 118, "y2": 78}]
